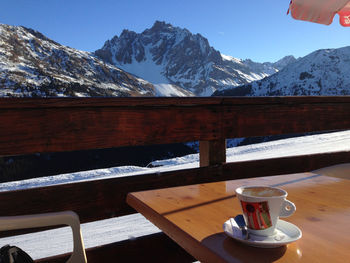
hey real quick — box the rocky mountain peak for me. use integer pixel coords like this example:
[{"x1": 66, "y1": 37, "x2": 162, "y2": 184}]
[
  {"x1": 95, "y1": 21, "x2": 294, "y2": 96},
  {"x1": 120, "y1": 29, "x2": 138, "y2": 39},
  {"x1": 148, "y1": 20, "x2": 174, "y2": 33},
  {"x1": 273, "y1": 55, "x2": 297, "y2": 71}
]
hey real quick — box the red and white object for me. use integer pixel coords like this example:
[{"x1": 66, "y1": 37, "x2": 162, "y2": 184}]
[{"x1": 288, "y1": 0, "x2": 350, "y2": 26}]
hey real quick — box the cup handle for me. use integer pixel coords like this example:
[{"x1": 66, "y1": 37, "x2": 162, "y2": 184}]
[{"x1": 279, "y1": 200, "x2": 296, "y2": 218}]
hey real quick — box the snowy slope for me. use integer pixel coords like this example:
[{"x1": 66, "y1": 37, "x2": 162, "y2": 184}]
[
  {"x1": 214, "y1": 46, "x2": 350, "y2": 96},
  {"x1": 0, "y1": 130, "x2": 349, "y2": 259},
  {"x1": 95, "y1": 21, "x2": 296, "y2": 96},
  {"x1": 0, "y1": 24, "x2": 156, "y2": 97}
]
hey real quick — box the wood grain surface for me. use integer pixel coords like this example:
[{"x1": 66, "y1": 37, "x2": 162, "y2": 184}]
[
  {"x1": 127, "y1": 173, "x2": 350, "y2": 263},
  {"x1": 1, "y1": 97, "x2": 350, "y2": 156}
]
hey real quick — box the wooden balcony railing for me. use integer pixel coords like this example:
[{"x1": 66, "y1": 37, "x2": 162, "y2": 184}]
[{"x1": 0, "y1": 96, "x2": 350, "y2": 262}]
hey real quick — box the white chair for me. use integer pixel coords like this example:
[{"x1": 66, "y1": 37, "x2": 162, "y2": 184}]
[
  {"x1": 0, "y1": 211, "x2": 87, "y2": 263},
  {"x1": 312, "y1": 163, "x2": 350, "y2": 180}
]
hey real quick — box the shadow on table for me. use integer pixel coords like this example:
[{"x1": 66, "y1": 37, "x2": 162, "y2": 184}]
[{"x1": 201, "y1": 232, "x2": 287, "y2": 263}]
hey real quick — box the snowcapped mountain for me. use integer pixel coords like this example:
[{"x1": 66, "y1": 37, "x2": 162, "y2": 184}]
[
  {"x1": 95, "y1": 21, "x2": 295, "y2": 96},
  {"x1": 214, "y1": 47, "x2": 350, "y2": 96},
  {"x1": 0, "y1": 24, "x2": 156, "y2": 97}
]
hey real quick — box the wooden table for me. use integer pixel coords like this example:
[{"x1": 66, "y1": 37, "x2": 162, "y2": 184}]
[{"x1": 127, "y1": 172, "x2": 350, "y2": 263}]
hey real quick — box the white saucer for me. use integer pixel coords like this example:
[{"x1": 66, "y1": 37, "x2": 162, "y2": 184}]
[{"x1": 223, "y1": 219, "x2": 302, "y2": 248}]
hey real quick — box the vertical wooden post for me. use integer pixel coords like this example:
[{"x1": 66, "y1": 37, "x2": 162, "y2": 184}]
[{"x1": 199, "y1": 139, "x2": 226, "y2": 167}]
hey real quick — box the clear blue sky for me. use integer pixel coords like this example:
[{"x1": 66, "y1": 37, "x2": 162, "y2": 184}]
[{"x1": 2, "y1": 0, "x2": 350, "y2": 62}]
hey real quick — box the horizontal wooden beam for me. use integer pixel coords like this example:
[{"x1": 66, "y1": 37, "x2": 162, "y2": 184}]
[
  {"x1": 1, "y1": 150, "x2": 349, "y2": 238},
  {"x1": 223, "y1": 102, "x2": 350, "y2": 138},
  {"x1": 2, "y1": 96, "x2": 350, "y2": 109},
  {"x1": 1, "y1": 97, "x2": 350, "y2": 156},
  {"x1": 0, "y1": 97, "x2": 223, "y2": 109},
  {"x1": 0, "y1": 105, "x2": 220, "y2": 156}
]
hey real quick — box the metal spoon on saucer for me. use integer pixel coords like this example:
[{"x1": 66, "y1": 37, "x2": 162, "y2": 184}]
[{"x1": 230, "y1": 215, "x2": 249, "y2": 240}]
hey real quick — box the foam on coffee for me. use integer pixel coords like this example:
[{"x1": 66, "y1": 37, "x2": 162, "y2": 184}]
[{"x1": 241, "y1": 186, "x2": 285, "y2": 197}]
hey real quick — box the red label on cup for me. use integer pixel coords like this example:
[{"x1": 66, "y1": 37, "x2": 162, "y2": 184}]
[{"x1": 241, "y1": 201, "x2": 272, "y2": 230}]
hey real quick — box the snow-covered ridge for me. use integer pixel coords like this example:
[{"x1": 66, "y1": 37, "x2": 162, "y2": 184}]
[
  {"x1": 0, "y1": 24, "x2": 156, "y2": 97},
  {"x1": 215, "y1": 46, "x2": 350, "y2": 96},
  {"x1": 221, "y1": 54, "x2": 243, "y2": 64}
]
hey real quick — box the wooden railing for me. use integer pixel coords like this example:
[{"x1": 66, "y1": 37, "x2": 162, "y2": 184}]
[{"x1": 1, "y1": 97, "x2": 350, "y2": 262}]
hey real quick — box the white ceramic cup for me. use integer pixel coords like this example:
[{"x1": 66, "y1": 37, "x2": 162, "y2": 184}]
[{"x1": 235, "y1": 185, "x2": 296, "y2": 237}]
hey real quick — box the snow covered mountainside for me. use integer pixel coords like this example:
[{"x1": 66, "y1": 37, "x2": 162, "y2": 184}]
[
  {"x1": 214, "y1": 46, "x2": 350, "y2": 96},
  {"x1": 0, "y1": 24, "x2": 156, "y2": 97},
  {"x1": 95, "y1": 21, "x2": 296, "y2": 96},
  {"x1": 5, "y1": 20, "x2": 348, "y2": 98}
]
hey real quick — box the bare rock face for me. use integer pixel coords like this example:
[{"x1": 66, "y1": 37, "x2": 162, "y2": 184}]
[
  {"x1": 95, "y1": 21, "x2": 294, "y2": 96},
  {"x1": 0, "y1": 24, "x2": 155, "y2": 97}
]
